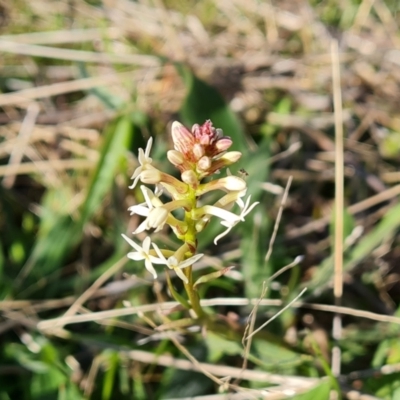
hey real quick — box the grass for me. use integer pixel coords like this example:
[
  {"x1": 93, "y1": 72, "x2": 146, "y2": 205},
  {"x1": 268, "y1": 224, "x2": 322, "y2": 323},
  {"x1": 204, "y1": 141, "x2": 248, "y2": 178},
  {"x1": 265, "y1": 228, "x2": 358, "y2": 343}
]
[{"x1": 1, "y1": 0, "x2": 400, "y2": 399}]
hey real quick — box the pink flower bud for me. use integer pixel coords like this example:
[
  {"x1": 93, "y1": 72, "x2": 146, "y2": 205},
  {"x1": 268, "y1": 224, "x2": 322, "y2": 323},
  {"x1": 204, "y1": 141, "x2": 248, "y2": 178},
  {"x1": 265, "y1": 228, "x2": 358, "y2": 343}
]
[
  {"x1": 171, "y1": 121, "x2": 194, "y2": 154},
  {"x1": 215, "y1": 137, "x2": 233, "y2": 153}
]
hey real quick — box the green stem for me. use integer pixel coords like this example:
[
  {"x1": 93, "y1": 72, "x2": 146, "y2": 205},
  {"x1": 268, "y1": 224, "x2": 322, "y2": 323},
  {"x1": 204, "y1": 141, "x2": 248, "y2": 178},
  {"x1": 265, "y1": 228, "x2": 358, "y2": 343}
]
[{"x1": 183, "y1": 266, "x2": 205, "y2": 318}]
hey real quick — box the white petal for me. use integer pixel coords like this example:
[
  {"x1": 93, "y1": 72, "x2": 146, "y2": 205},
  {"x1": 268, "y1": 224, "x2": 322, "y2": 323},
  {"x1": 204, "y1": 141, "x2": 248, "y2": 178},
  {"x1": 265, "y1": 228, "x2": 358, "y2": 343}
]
[
  {"x1": 121, "y1": 233, "x2": 142, "y2": 252},
  {"x1": 177, "y1": 253, "x2": 204, "y2": 269},
  {"x1": 214, "y1": 226, "x2": 233, "y2": 245},
  {"x1": 128, "y1": 171, "x2": 141, "y2": 189},
  {"x1": 243, "y1": 200, "x2": 259, "y2": 217},
  {"x1": 174, "y1": 267, "x2": 189, "y2": 283},
  {"x1": 151, "y1": 242, "x2": 168, "y2": 263},
  {"x1": 144, "y1": 258, "x2": 157, "y2": 279},
  {"x1": 133, "y1": 220, "x2": 149, "y2": 234},
  {"x1": 127, "y1": 252, "x2": 145, "y2": 261},
  {"x1": 145, "y1": 137, "x2": 153, "y2": 158},
  {"x1": 140, "y1": 185, "x2": 154, "y2": 208},
  {"x1": 201, "y1": 205, "x2": 240, "y2": 223},
  {"x1": 142, "y1": 237, "x2": 151, "y2": 252},
  {"x1": 149, "y1": 255, "x2": 167, "y2": 265},
  {"x1": 128, "y1": 203, "x2": 150, "y2": 216}
]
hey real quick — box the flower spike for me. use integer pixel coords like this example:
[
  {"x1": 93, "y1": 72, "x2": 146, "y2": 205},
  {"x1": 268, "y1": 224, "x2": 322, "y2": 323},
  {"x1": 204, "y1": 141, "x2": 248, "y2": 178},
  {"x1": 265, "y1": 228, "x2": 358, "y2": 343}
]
[{"x1": 123, "y1": 119, "x2": 260, "y2": 319}]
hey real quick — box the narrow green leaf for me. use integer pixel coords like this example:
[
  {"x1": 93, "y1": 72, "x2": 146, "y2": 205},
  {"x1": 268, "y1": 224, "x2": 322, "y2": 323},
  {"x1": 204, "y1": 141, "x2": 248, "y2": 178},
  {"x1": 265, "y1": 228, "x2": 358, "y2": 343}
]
[
  {"x1": 304, "y1": 203, "x2": 400, "y2": 295},
  {"x1": 204, "y1": 332, "x2": 242, "y2": 362},
  {"x1": 18, "y1": 116, "x2": 133, "y2": 291},
  {"x1": 78, "y1": 62, "x2": 124, "y2": 110},
  {"x1": 166, "y1": 270, "x2": 191, "y2": 309},
  {"x1": 329, "y1": 206, "x2": 355, "y2": 249},
  {"x1": 289, "y1": 380, "x2": 331, "y2": 400},
  {"x1": 81, "y1": 116, "x2": 133, "y2": 223},
  {"x1": 193, "y1": 266, "x2": 234, "y2": 288},
  {"x1": 241, "y1": 208, "x2": 270, "y2": 299},
  {"x1": 102, "y1": 351, "x2": 119, "y2": 400}
]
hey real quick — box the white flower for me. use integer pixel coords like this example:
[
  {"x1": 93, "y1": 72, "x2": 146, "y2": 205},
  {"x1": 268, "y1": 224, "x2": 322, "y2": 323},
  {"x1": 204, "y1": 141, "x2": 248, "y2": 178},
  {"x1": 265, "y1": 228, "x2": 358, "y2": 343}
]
[
  {"x1": 152, "y1": 244, "x2": 204, "y2": 284},
  {"x1": 129, "y1": 137, "x2": 154, "y2": 189},
  {"x1": 121, "y1": 234, "x2": 164, "y2": 279},
  {"x1": 131, "y1": 186, "x2": 189, "y2": 234},
  {"x1": 213, "y1": 195, "x2": 259, "y2": 244},
  {"x1": 131, "y1": 186, "x2": 166, "y2": 233}
]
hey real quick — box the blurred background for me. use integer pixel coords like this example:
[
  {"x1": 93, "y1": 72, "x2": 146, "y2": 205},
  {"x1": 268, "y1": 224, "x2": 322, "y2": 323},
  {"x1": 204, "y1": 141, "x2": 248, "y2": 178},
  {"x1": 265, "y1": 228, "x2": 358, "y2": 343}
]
[{"x1": 1, "y1": 0, "x2": 400, "y2": 399}]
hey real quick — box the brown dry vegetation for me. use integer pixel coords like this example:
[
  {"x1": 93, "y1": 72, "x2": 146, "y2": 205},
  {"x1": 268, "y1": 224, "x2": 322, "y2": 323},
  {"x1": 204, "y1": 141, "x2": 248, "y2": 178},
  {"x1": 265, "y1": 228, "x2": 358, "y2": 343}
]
[{"x1": 1, "y1": 0, "x2": 400, "y2": 399}]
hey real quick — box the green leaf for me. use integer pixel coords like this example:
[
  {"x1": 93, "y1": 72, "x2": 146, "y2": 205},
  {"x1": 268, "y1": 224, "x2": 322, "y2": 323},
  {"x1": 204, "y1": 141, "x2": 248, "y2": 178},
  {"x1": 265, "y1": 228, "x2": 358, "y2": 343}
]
[
  {"x1": 177, "y1": 65, "x2": 249, "y2": 155},
  {"x1": 166, "y1": 270, "x2": 191, "y2": 309},
  {"x1": 193, "y1": 266, "x2": 234, "y2": 288},
  {"x1": 16, "y1": 116, "x2": 133, "y2": 293},
  {"x1": 304, "y1": 202, "x2": 400, "y2": 295},
  {"x1": 289, "y1": 380, "x2": 331, "y2": 399},
  {"x1": 241, "y1": 208, "x2": 270, "y2": 299},
  {"x1": 78, "y1": 62, "x2": 124, "y2": 110},
  {"x1": 102, "y1": 351, "x2": 119, "y2": 400},
  {"x1": 81, "y1": 116, "x2": 133, "y2": 223},
  {"x1": 205, "y1": 332, "x2": 242, "y2": 362}
]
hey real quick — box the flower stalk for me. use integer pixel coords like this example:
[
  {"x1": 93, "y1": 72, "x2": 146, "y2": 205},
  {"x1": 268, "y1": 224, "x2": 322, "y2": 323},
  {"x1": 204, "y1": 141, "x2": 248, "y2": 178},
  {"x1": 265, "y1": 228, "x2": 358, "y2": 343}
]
[{"x1": 123, "y1": 120, "x2": 259, "y2": 319}]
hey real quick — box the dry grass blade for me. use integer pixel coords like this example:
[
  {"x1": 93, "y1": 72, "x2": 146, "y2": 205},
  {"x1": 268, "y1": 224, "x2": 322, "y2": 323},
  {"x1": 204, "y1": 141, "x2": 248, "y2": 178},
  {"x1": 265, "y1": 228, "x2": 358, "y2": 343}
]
[
  {"x1": 0, "y1": 40, "x2": 159, "y2": 66},
  {"x1": 331, "y1": 38, "x2": 344, "y2": 378},
  {"x1": 265, "y1": 176, "x2": 292, "y2": 261}
]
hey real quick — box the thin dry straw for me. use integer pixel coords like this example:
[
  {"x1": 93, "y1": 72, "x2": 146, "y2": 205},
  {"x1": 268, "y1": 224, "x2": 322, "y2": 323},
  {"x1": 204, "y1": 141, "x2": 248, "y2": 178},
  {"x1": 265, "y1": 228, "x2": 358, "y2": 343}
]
[
  {"x1": 2, "y1": 103, "x2": 39, "y2": 188},
  {"x1": 36, "y1": 296, "x2": 400, "y2": 331},
  {"x1": 265, "y1": 176, "x2": 292, "y2": 261},
  {"x1": 0, "y1": 40, "x2": 159, "y2": 66},
  {"x1": 331, "y1": 39, "x2": 344, "y2": 377}
]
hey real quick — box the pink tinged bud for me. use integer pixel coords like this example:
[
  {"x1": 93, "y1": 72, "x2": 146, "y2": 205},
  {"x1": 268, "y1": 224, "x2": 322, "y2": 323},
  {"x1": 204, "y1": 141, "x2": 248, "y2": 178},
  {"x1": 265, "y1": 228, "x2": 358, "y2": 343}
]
[
  {"x1": 158, "y1": 172, "x2": 189, "y2": 194},
  {"x1": 141, "y1": 169, "x2": 162, "y2": 184},
  {"x1": 193, "y1": 143, "x2": 205, "y2": 160},
  {"x1": 167, "y1": 150, "x2": 184, "y2": 165},
  {"x1": 207, "y1": 152, "x2": 242, "y2": 175},
  {"x1": 215, "y1": 137, "x2": 233, "y2": 152},
  {"x1": 197, "y1": 156, "x2": 211, "y2": 172},
  {"x1": 194, "y1": 120, "x2": 215, "y2": 145},
  {"x1": 196, "y1": 176, "x2": 247, "y2": 196},
  {"x1": 191, "y1": 124, "x2": 201, "y2": 138},
  {"x1": 223, "y1": 151, "x2": 242, "y2": 163},
  {"x1": 171, "y1": 121, "x2": 194, "y2": 154},
  {"x1": 181, "y1": 170, "x2": 199, "y2": 187}
]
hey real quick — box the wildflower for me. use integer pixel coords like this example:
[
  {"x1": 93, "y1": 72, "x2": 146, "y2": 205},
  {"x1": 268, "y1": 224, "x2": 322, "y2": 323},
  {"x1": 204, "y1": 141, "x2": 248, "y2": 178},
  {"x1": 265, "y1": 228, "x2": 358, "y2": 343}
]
[
  {"x1": 129, "y1": 137, "x2": 154, "y2": 189},
  {"x1": 213, "y1": 195, "x2": 259, "y2": 244},
  {"x1": 121, "y1": 234, "x2": 164, "y2": 279},
  {"x1": 124, "y1": 119, "x2": 260, "y2": 317},
  {"x1": 152, "y1": 244, "x2": 204, "y2": 284},
  {"x1": 171, "y1": 120, "x2": 233, "y2": 164},
  {"x1": 131, "y1": 186, "x2": 189, "y2": 234},
  {"x1": 195, "y1": 175, "x2": 246, "y2": 196}
]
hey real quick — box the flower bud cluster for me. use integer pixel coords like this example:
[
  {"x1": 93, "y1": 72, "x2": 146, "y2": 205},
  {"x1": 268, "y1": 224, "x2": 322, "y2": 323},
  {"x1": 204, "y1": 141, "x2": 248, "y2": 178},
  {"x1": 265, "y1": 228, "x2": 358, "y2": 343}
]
[
  {"x1": 168, "y1": 120, "x2": 242, "y2": 180},
  {"x1": 123, "y1": 120, "x2": 259, "y2": 282}
]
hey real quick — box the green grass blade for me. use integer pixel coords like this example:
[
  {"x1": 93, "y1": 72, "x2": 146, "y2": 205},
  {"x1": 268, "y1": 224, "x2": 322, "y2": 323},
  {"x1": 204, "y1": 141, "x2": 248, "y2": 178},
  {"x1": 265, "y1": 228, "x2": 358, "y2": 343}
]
[{"x1": 176, "y1": 64, "x2": 249, "y2": 155}]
